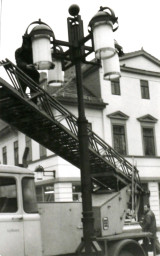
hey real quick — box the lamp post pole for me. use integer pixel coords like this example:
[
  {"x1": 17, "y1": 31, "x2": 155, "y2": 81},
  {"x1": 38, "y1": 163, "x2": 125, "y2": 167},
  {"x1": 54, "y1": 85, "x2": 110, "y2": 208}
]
[
  {"x1": 75, "y1": 61, "x2": 94, "y2": 254},
  {"x1": 67, "y1": 7, "x2": 94, "y2": 253},
  {"x1": 76, "y1": 61, "x2": 94, "y2": 254}
]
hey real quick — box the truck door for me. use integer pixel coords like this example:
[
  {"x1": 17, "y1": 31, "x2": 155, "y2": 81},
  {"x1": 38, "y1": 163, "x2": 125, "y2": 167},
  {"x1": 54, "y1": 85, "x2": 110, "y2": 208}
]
[
  {"x1": 22, "y1": 177, "x2": 42, "y2": 256},
  {"x1": 0, "y1": 176, "x2": 24, "y2": 256}
]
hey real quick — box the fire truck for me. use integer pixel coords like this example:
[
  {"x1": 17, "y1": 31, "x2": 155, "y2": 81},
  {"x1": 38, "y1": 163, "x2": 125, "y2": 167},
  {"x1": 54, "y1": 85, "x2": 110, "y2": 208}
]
[{"x1": 0, "y1": 60, "x2": 156, "y2": 256}]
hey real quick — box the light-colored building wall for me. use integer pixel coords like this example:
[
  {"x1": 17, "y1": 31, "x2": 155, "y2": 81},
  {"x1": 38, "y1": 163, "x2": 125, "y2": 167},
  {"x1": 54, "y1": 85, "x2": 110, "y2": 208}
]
[
  {"x1": 148, "y1": 182, "x2": 160, "y2": 224},
  {"x1": 99, "y1": 51, "x2": 160, "y2": 223},
  {"x1": 64, "y1": 106, "x2": 104, "y2": 138},
  {"x1": 101, "y1": 72, "x2": 160, "y2": 156}
]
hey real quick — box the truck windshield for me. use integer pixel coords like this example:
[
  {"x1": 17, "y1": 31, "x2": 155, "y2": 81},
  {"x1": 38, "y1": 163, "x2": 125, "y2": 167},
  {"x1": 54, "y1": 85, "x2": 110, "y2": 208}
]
[
  {"x1": 0, "y1": 177, "x2": 18, "y2": 213},
  {"x1": 22, "y1": 177, "x2": 38, "y2": 213}
]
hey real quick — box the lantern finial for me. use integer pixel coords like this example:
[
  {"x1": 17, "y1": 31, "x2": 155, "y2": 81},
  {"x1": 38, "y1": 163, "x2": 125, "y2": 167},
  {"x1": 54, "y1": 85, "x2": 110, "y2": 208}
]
[{"x1": 68, "y1": 4, "x2": 80, "y2": 16}]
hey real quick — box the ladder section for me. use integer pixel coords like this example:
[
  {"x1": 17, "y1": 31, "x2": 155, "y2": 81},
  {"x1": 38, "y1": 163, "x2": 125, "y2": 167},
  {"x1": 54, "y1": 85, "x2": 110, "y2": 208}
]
[{"x1": 0, "y1": 59, "x2": 142, "y2": 192}]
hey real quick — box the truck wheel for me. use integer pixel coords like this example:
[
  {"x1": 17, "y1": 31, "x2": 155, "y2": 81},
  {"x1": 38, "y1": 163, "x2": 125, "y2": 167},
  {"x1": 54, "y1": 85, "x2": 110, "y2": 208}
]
[{"x1": 108, "y1": 239, "x2": 146, "y2": 256}]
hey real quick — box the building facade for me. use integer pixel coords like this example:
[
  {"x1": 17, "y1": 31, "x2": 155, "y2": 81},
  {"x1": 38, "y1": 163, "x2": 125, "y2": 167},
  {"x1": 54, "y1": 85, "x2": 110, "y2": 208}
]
[{"x1": 100, "y1": 49, "x2": 160, "y2": 223}]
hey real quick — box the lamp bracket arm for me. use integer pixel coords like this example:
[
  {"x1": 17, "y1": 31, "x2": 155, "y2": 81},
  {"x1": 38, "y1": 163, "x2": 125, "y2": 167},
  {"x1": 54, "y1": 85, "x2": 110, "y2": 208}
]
[
  {"x1": 53, "y1": 39, "x2": 72, "y2": 48},
  {"x1": 78, "y1": 33, "x2": 92, "y2": 47},
  {"x1": 82, "y1": 59, "x2": 101, "y2": 67}
]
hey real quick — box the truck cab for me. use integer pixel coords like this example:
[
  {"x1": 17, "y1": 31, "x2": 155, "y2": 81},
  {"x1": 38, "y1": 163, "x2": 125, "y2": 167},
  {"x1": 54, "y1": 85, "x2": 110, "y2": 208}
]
[{"x1": 0, "y1": 165, "x2": 42, "y2": 256}]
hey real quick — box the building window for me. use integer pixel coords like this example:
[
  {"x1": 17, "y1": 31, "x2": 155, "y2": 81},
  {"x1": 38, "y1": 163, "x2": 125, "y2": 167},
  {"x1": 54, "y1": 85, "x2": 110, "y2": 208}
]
[
  {"x1": 113, "y1": 125, "x2": 127, "y2": 155},
  {"x1": 25, "y1": 136, "x2": 32, "y2": 162},
  {"x1": 140, "y1": 80, "x2": 150, "y2": 99},
  {"x1": 111, "y1": 79, "x2": 120, "y2": 95},
  {"x1": 72, "y1": 184, "x2": 81, "y2": 201},
  {"x1": 137, "y1": 114, "x2": 157, "y2": 156},
  {"x1": 2, "y1": 146, "x2": 7, "y2": 165},
  {"x1": 143, "y1": 127, "x2": 155, "y2": 156},
  {"x1": 39, "y1": 144, "x2": 46, "y2": 159},
  {"x1": 36, "y1": 184, "x2": 55, "y2": 202},
  {"x1": 14, "y1": 141, "x2": 19, "y2": 166}
]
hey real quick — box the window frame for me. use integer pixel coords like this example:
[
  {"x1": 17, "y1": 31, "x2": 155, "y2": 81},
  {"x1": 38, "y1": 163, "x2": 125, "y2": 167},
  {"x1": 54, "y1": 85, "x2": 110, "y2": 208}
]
[
  {"x1": 25, "y1": 136, "x2": 32, "y2": 162},
  {"x1": 112, "y1": 123, "x2": 127, "y2": 155},
  {"x1": 2, "y1": 146, "x2": 7, "y2": 165},
  {"x1": 72, "y1": 184, "x2": 81, "y2": 202},
  {"x1": 14, "y1": 140, "x2": 19, "y2": 166},
  {"x1": 140, "y1": 80, "x2": 150, "y2": 99},
  {"x1": 108, "y1": 116, "x2": 128, "y2": 156},
  {"x1": 111, "y1": 79, "x2": 121, "y2": 95},
  {"x1": 36, "y1": 183, "x2": 55, "y2": 203},
  {"x1": 141, "y1": 124, "x2": 156, "y2": 156}
]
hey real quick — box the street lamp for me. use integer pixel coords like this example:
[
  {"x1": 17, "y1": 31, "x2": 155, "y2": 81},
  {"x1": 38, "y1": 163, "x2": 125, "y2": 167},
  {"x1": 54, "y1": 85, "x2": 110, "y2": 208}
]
[
  {"x1": 29, "y1": 21, "x2": 54, "y2": 70},
  {"x1": 25, "y1": 4, "x2": 120, "y2": 254},
  {"x1": 88, "y1": 6, "x2": 118, "y2": 60},
  {"x1": 35, "y1": 165, "x2": 44, "y2": 180},
  {"x1": 102, "y1": 50, "x2": 121, "y2": 80},
  {"x1": 48, "y1": 47, "x2": 64, "y2": 86}
]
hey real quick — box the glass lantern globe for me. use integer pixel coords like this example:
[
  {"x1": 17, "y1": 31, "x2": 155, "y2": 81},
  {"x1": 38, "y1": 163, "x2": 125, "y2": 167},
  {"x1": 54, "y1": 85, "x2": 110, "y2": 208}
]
[
  {"x1": 102, "y1": 51, "x2": 121, "y2": 81},
  {"x1": 48, "y1": 58, "x2": 64, "y2": 87},
  {"x1": 92, "y1": 20, "x2": 115, "y2": 59},
  {"x1": 89, "y1": 8, "x2": 118, "y2": 60},
  {"x1": 35, "y1": 165, "x2": 44, "y2": 180},
  {"x1": 30, "y1": 24, "x2": 54, "y2": 70}
]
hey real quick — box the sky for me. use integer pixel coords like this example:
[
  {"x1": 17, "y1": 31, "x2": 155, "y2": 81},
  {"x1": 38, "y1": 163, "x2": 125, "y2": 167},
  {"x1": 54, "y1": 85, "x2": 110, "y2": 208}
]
[{"x1": 0, "y1": 0, "x2": 160, "y2": 63}]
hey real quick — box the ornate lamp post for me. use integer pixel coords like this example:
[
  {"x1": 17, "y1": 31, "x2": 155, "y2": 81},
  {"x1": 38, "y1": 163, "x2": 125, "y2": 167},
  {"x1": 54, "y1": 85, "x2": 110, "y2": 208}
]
[{"x1": 26, "y1": 4, "x2": 120, "y2": 254}]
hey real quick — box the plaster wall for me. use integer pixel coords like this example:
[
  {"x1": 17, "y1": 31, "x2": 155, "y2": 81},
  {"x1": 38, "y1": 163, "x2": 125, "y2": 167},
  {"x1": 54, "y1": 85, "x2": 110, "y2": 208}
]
[
  {"x1": 32, "y1": 140, "x2": 40, "y2": 160},
  {"x1": 148, "y1": 182, "x2": 160, "y2": 224},
  {"x1": 18, "y1": 132, "x2": 26, "y2": 164},
  {"x1": 66, "y1": 105, "x2": 104, "y2": 138},
  {"x1": 28, "y1": 152, "x2": 79, "y2": 180},
  {"x1": 56, "y1": 157, "x2": 80, "y2": 178},
  {"x1": 126, "y1": 157, "x2": 160, "y2": 180},
  {"x1": 28, "y1": 154, "x2": 58, "y2": 171}
]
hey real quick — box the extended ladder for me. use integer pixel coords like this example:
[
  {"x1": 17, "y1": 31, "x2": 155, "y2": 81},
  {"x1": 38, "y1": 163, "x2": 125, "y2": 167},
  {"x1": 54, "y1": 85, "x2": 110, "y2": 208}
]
[{"x1": 0, "y1": 59, "x2": 143, "y2": 193}]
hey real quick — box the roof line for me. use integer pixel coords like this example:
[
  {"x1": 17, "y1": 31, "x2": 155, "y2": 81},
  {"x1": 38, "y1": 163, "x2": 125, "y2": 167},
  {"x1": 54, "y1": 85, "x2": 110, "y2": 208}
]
[{"x1": 120, "y1": 49, "x2": 160, "y2": 66}]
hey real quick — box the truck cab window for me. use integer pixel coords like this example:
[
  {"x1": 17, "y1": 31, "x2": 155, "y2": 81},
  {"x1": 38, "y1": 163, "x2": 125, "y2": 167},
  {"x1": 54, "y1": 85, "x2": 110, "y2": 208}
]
[
  {"x1": 0, "y1": 177, "x2": 18, "y2": 213},
  {"x1": 22, "y1": 177, "x2": 38, "y2": 213}
]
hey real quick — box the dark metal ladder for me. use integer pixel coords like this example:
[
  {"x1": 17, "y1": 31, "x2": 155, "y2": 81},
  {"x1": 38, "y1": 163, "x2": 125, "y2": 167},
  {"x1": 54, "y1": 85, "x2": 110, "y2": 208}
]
[{"x1": 0, "y1": 59, "x2": 143, "y2": 192}]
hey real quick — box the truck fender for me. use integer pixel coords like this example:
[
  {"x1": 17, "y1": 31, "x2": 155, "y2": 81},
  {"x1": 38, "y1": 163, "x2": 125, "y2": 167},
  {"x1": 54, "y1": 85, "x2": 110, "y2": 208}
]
[{"x1": 108, "y1": 239, "x2": 146, "y2": 256}]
